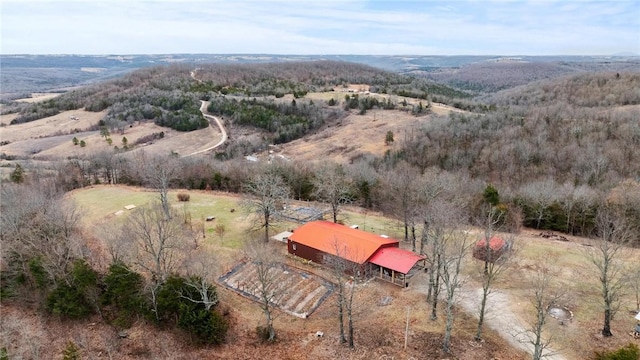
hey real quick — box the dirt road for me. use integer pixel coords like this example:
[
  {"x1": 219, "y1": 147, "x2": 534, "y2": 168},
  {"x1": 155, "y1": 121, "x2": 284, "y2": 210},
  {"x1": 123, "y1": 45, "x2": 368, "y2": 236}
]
[
  {"x1": 457, "y1": 285, "x2": 568, "y2": 360},
  {"x1": 412, "y1": 272, "x2": 567, "y2": 360},
  {"x1": 182, "y1": 100, "x2": 227, "y2": 157}
]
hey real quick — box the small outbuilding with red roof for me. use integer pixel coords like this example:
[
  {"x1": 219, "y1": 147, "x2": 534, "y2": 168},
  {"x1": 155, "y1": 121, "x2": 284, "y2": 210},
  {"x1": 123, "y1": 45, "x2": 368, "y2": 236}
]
[
  {"x1": 472, "y1": 236, "x2": 509, "y2": 262},
  {"x1": 287, "y1": 220, "x2": 425, "y2": 287}
]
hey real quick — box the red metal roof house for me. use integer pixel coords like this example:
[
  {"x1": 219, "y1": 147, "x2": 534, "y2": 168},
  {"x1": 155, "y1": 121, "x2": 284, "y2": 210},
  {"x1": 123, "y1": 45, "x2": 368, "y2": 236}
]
[{"x1": 287, "y1": 220, "x2": 425, "y2": 287}]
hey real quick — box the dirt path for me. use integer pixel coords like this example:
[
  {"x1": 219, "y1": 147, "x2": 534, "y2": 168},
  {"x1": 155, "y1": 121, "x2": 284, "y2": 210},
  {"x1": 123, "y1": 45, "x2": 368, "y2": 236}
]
[
  {"x1": 182, "y1": 100, "x2": 227, "y2": 157},
  {"x1": 411, "y1": 271, "x2": 567, "y2": 360},
  {"x1": 457, "y1": 285, "x2": 567, "y2": 360}
]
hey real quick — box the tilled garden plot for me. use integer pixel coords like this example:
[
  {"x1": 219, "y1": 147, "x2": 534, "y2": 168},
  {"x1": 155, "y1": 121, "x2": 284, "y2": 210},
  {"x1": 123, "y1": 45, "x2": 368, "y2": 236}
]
[{"x1": 218, "y1": 260, "x2": 334, "y2": 318}]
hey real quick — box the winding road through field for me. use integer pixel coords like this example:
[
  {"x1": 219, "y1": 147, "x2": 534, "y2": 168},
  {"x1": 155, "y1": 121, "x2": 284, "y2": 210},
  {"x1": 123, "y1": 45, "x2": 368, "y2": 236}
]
[{"x1": 182, "y1": 100, "x2": 228, "y2": 157}]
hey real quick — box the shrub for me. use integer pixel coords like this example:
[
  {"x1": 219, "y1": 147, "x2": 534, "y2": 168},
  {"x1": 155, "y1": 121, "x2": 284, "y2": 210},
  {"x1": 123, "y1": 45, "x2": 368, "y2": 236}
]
[
  {"x1": 155, "y1": 274, "x2": 227, "y2": 344},
  {"x1": 155, "y1": 275, "x2": 187, "y2": 322},
  {"x1": 71, "y1": 259, "x2": 98, "y2": 290},
  {"x1": 46, "y1": 283, "x2": 92, "y2": 319},
  {"x1": 28, "y1": 256, "x2": 49, "y2": 289},
  {"x1": 177, "y1": 193, "x2": 190, "y2": 202},
  {"x1": 62, "y1": 341, "x2": 80, "y2": 360},
  {"x1": 101, "y1": 262, "x2": 146, "y2": 327},
  {"x1": 483, "y1": 184, "x2": 500, "y2": 206},
  {"x1": 46, "y1": 260, "x2": 100, "y2": 319},
  {"x1": 10, "y1": 164, "x2": 24, "y2": 184},
  {"x1": 384, "y1": 131, "x2": 394, "y2": 145},
  {"x1": 593, "y1": 343, "x2": 640, "y2": 360},
  {"x1": 178, "y1": 306, "x2": 228, "y2": 345}
]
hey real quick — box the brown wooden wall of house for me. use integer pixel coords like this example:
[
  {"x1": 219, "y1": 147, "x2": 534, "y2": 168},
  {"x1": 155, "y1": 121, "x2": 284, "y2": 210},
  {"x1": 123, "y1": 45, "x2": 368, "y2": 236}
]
[{"x1": 288, "y1": 240, "x2": 324, "y2": 264}]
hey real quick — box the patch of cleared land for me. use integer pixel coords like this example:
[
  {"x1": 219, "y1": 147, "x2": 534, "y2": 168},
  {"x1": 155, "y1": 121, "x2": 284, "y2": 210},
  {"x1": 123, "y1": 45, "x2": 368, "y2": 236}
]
[
  {"x1": 266, "y1": 109, "x2": 428, "y2": 163},
  {"x1": 1, "y1": 88, "x2": 461, "y2": 162},
  {"x1": 219, "y1": 260, "x2": 334, "y2": 318},
  {"x1": 67, "y1": 185, "x2": 640, "y2": 360},
  {"x1": 55, "y1": 185, "x2": 528, "y2": 359},
  {"x1": 261, "y1": 90, "x2": 466, "y2": 164},
  {"x1": 13, "y1": 92, "x2": 62, "y2": 103},
  {"x1": 0, "y1": 109, "x2": 220, "y2": 158}
]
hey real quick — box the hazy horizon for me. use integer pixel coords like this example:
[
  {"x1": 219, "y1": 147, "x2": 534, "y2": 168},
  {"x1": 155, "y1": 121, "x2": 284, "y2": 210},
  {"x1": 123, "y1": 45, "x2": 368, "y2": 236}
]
[{"x1": 2, "y1": 0, "x2": 639, "y2": 56}]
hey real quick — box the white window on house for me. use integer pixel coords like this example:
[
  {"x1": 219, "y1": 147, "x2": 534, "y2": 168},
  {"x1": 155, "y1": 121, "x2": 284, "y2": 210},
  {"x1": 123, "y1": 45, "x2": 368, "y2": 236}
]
[{"x1": 292, "y1": 243, "x2": 297, "y2": 250}]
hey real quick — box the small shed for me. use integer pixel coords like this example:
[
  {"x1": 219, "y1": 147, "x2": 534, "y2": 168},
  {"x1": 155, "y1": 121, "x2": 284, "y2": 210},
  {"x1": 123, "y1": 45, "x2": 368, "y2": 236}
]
[
  {"x1": 472, "y1": 236, "x2": 507, "y2": 262},
  {"x1": 272, "y1": 231, "x2": 293, "y2": 243}
]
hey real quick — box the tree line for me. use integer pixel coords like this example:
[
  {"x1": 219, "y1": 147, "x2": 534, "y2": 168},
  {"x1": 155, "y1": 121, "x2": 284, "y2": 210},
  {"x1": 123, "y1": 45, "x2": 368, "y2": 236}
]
[
  {"x1": 22, "y1": 146, "x2": 635, "y2": 246},
  {"x1": 0, "y1": 181, "x2": 229, "y2": 351}
]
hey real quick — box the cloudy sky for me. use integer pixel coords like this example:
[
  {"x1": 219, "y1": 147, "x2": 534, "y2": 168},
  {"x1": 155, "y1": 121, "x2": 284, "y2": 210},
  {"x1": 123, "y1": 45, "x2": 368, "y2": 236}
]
[{"x1": 2, "y1": 0, "x2": 639, "y2": 55}]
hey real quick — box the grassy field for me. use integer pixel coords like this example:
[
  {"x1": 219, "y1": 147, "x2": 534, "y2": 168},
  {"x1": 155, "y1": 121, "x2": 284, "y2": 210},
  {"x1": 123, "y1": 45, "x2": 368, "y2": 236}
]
[
  {"x1": 474, "y1": 230, "x2": 640, "y2": 360},
  {"x1": 67, "y1": 185, "x2": 640, "y2": 359},
  {"x1": 70, "y1": 185, "x2": 406, "y2": 250},
  {"x1": 64, "y1": 184, "x2": 529, "y2": 359}
]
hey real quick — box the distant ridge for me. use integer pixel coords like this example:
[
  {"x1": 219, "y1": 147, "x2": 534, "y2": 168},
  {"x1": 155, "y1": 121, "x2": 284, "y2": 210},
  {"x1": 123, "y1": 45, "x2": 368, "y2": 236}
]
[{"x1": 2, "y1": 54, "x2": 639, "y2": 96}]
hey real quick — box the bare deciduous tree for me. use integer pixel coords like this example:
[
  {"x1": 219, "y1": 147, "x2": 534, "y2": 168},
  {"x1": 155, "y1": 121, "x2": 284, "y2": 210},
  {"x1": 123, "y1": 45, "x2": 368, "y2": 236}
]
[
  {"x1": 313, "y1": 164, "x2": 353, "y2": 223},
  {"x1": 627, "y1": 264, "x2": 640, "y2": 312},
  {"x1": 141, "y1": 154, "x2": 180, "y2": 219},
  {"x1": 97, "y1": 222, "x2": 132, "y2": 266},
  {"x1": 473, "y1": 205, "x2": 515, "y2": 341},
  {"x1": 90, "y1": 150, "x2": 124, "y2": 185},
  {"x1": 524, "y1": 261, "x2": 563, "y2": 360},
  {"x1": 421, "y1": 199, "x2": 457, "y2": 321},
  {"x1": 0, "y1": 312, "x2": 46, "y2": 359},
  {"x1": 243, "y1": 172, "x2": 290, "y2": 243},
  {"x1": 244, "y1": 239, "x2": 284, "y2": 342},
  {"x1": 584, "y1": 208, "x2": 633, "y2": 337},
  {"x1": 182, "y1": 251, "x2": 220, "y2": 311},
  {"x1": 383, "y1": 162, "x2": 420, "y2": 248},
  {"x1": 125, "y1": 202, "x2": 192, "y2": 320},
  {"x1": 440, "y1": 228, "x2": 472, "y2": 353},
  {"x1": 1, "y1": 183, "x2": 83, "y2": 288},
  {"x1": 519, "y1": 179, "x2": 560, "y2": 229},
  {"x1": 325, "y1": 237, "x2": 365, "y2": 348}
]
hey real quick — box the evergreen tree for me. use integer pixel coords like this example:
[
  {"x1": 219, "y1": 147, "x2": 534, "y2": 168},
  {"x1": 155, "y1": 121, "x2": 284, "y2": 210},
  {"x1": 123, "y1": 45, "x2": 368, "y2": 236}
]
[{"x1": 10, "y1": 164, "x2": 25, "y2": 183}]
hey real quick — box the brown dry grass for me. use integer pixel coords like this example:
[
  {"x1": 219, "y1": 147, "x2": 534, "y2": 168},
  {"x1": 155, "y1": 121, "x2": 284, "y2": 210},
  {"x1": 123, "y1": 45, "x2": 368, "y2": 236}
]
[
  {"x1": 1, "y1": 88, "x2": 460, "y2": 163},
  {"x1": 267, "y1": 109, "x2": 428, "y2": 164},
  {"x1": 264, "y1": 90, "x2": 467, "y2": 164},
  {"x1": 11, "y1": 185, "x2": 640, "y2": 359},
  {"x1": 464, "y1": 228, "x2": 640, "y2": 360},
  {"x1": 13, "y1": 92, "x2": 62, "y2": 103},
  {"x1": 0, "y1": 109, "x2": 105, "y2": 143},
  {"x1": 0, "y1": 110, "x2": 219, "y2": 158}
]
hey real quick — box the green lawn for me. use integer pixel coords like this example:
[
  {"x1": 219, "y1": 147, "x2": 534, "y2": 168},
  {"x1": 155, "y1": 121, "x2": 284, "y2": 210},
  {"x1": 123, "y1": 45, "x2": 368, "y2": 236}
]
[{"x1": 69, "y1": 186, "x2": 408, "y2": 250}]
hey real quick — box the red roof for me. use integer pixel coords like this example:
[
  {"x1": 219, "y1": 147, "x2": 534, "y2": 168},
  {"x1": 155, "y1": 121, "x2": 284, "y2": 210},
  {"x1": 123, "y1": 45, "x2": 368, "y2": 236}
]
[
  {"x1": 288, "y1": 220, "x2": 398, "y2": 264},
  {"x1": 368, "y1": 247, "x2": 426, "y2": 274},
  {"x1": 475, "y1": 237, "x2": 505, "y2": 251}
]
